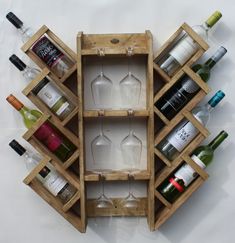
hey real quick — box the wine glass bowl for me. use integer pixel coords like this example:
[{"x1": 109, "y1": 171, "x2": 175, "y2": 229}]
[
  {"x1": 95, "y1": 173, "x2": 114, "y2": 209},
  {"x1": 119, "y1": 72, "x2": 141, "y2": 108},
  {"x1": 91, "y1": 72, "x2": 113, "y2": 109}
]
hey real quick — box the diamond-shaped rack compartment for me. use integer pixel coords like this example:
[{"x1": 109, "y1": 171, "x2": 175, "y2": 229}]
[
  {"x1": 20, "y1": 26, "x2": 86, "y2": 233},
  {"x1": 153, "y1": 23, "x2": 211, "y2": 230}
]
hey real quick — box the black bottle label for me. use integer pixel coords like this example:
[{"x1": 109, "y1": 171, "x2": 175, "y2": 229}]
[
  {"x1": 165, "y1": 88, "x2": 187, "y2": 111},
  {"x1": 32, "y1": 36, "x2": 64, "y2": 67},
  {"x1": 39, "y1": 166, "x2": 51, "y2": 178}
]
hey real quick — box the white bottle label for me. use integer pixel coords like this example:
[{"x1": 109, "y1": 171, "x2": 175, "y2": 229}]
[
  {"x1": 174, "y1": 155, "x2": 206, "y2": 187},
  {"x1": 37, "y1": 82, "x2": 65, "y2": 110},
  {"x1": 43, "y1": 170, "x2": 68, "y2": 196},
  {"x1": 170, "y1": 36, "x2": 199, "y2": 66},
  {"x1": 168, "y1": 114, "x2": 203, "y2": 152}
]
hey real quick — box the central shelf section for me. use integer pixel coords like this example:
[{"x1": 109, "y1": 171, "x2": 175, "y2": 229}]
[{"x1": 77, "y1": 31, "x2": 154, "y2": 229}]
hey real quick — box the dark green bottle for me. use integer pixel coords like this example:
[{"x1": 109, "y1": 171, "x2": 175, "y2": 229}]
[{"x1": 158, "y1": 130, "x2": 228, "y2": 203}]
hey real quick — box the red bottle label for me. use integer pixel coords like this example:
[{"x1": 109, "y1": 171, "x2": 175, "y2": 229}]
[
  {"x1": 34, "y1": 122, "x2": 62, "y2": 152},
  {"x1": 32, "y1": 36, "x2": 64, "y2": 67}
]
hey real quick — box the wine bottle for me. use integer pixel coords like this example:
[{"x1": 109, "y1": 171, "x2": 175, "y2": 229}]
[
  {"x1": 6, "y1": 12, "x2": 74, "y2": 78},
  {"x1": 157, "y1": 90, "x2": 225, "y2": 161},
  {"x1": 9, "y1": 54, "x2": 75, "y2": 120},
  {"x1": 6, "y1": 94, "x2": 76, "y2": 162},
  {"x1": 159, "y1": 130, "x2": 228, "y2": 203},
  {"x1": 9, "y1": 139, "x2": 77, "y2": 203},
  {"x1": 156, "y1": 46, "x2": 227, "y2": 120},
  {"x1": 159, "y1": 11, "x2": 222, "y2": 76}
]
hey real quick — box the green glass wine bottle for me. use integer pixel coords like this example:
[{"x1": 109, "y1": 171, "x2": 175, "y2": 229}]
[
  {"x1": 6, "y1": 94, "x2": 76, "y2": 162},
  {"x1": 158, "y1": 130, "x2": 228, "y2": 203}
]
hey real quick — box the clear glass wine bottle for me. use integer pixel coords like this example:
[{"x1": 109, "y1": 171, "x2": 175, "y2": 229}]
[
  {"x1": 6, "y1": 12, "x2": 74, "y2": 78},
  {"x1": 157, "y1": 90, "x2": 225, "y2": 161},
  {"x1": 9, "y1": 139, "x2": 77, "y2": 203}
]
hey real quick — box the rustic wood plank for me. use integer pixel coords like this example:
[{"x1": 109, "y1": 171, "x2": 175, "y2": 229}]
[
  {"x1": 62, "y1": 191, "x2": 81, "y2": 212},
  {"x1": 84, "y1": 110, "x2": 149, "y2": 118},
  {"x1": 182, "y1": 65, "x2": 211, "y2": 94},
  {"x1": 155, "y1": 190, "x2": 172, "y2": 209},
  {"x1": 84, "y1": 170, "x2": 150, "y2": 181},
  {"x1": 183, "y1": 110, "x2": 210, "y2": 137},
  {"x1": 181, "y1": 154, "x2": 209, "y2": 180},
  {"x1": 86, "y1": 197, "x2": 147, "y2": 217},
  {"x1": 21, "y1": 25, "x2": 48, "y2": 52},
  {"x1": 155, "y1": 177, "x2": 204, "y2": 229}
]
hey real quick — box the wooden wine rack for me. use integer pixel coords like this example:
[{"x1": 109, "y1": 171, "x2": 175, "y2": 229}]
[
  {"x1": 153, "y1": 23, "x2": 211, "y2": 230},
  {"x1": 14, "y1": 23, "x2": 215, "y2": 233}
]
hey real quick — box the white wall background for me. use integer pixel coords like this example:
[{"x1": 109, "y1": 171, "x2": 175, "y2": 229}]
[{"x1": 0, "y1": 0, "x2": 235, "y2": 243}]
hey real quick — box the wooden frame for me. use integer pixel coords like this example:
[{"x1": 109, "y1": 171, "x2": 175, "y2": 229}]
[
  {"x1": 77, "y1": 31, "x2": 155, "y2": 230},
  {"x1": 18, "y1": 26, "x2": 86, "y2": 233},
  {"x1": 21, "y1": 25, "x2": 77, "y2": 82},
  {"x1": 13, "y1": 22, "x2": 214, "y2": 233},
  {"x1": 153, "y1": 23, "x2": 211, "y2": 230}
]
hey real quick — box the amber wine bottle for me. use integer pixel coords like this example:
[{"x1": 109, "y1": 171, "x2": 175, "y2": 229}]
[
  {"x1": 6, "y1": 94, "x2": 76, "y2": 162},
  {"x1": 9, "y1": 139, "x2": 76, "y2": 203},
  {"x1": 159, "y1": 131, "x2": 228, "y2": 203},
  {"x1": 9, "y1": 54, "x2": 75, "y2": 120},
  {"x1": 6, "y1": 12, "x2": 74, "y2": 78}
]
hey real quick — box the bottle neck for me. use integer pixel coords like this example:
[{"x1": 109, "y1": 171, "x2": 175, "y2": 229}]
[
  {"x1": 18, "y1": 25, "x2": 33, "y2": 43},
  {"x1": 205, "y1": 103, "x2": 214, "y2": 112},
  {"x1": 202, "y1": 22, "x2": 210, "y2": 32},
  {"x1": 204, "y1": 58, "x2": 216, "y2": 70},
  {"x1": 208, "y1": 131, "x2": 228, "y2": 151},
  {"x1": 19, "y1": 106, "x2": 29, "y2": 116}
]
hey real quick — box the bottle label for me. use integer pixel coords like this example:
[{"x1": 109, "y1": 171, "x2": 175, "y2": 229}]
[
  {"x1": 170, "y1": 36, "x2": 198, "y2": 65},
  {"x1": 32, "y1": 36, "x2": 64, "y2": 68},
  {"x1": 165, "y1": 88, "x2": 187, "y2": 111},
  {"x1": 168, "y1": 114, "x2": 202, "y2": 152},
  {"x1": 37, "y1": 82, "x2": 66, "y2": 112},
  {"x1": 34, "y1": 123, "x2": 62, "y2": 152},
  {"x1": 181, "y1": 77, "x2": 200, "y2": 94},
  {"x1": 55, "y1": 102, "x2": 70, "y2": 116},
  {"x1": 42, "y1": 170, "x2": 68, "y2": 196},
  {"x1": 174, "y1": 155, "x2": 206, "y2": 186}
]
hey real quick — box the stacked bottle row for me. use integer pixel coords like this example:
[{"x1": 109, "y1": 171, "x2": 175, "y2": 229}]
[
  {"x1": 153, "y1": 10, "x2": 229, "y2": 225},
  {"x1": 5, "y1": 12, "x2": 81, "y2": 215}
]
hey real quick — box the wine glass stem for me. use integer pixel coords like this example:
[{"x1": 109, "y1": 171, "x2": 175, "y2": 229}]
[
  {"x1": 99, "y1": 117, "x2": 104, "y2": 135},
  {"x1": 129, "y1": 117, "x2": 133, "y2": 135},
  {"x1": 101, "y1": 175, "x2": 105, "y2": 196},
  {"x1": 100, "y1": 56, "x2": 104, "y2": 74},
  {"x1": 128, "y1": 175, "x2": 132, "y2": 196},
  {"x1": 128, "y1": 56, "x2": 131, "y2": 74}
]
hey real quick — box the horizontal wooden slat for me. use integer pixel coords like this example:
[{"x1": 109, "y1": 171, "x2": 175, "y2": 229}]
[
  {"x1": 84, "y1": 110, "x2": 149, "y2": 118},
  {"x1": 85, "y1": 170, "x2": 150, "y2": 181},
  {"x1": 86, "y1": 197, "x2": 147, "y2": 217},
  {"x1": 81, "y1": 48, "x2": 148, "y2": 55}
]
